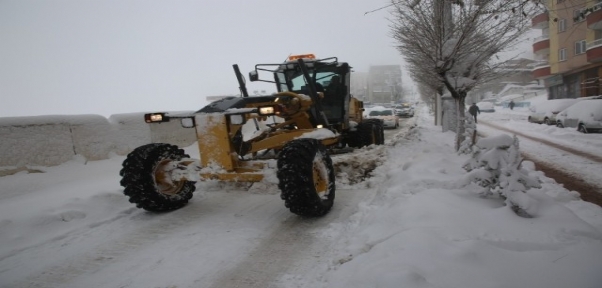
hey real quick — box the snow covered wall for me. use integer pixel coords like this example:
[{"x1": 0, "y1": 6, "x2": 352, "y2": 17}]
[{"x1": 0, "y1": 112, "x2": 197, "y2": 168}]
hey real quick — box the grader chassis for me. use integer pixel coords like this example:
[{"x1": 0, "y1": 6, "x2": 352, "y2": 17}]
[{"x1": 119, "y1": 54, "x2": 384, "y2": 217}]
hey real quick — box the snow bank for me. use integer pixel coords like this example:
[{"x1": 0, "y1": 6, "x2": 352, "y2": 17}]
[
  {"x1": 0, "y1": 115, "x2": 76, "y2": 167},
  {"x1": 108, "y1": 113, "x2": 152, "y2": 155},
  {"x1": 307, "y1": 107, "x2": 602, "y2": 288},
  {"x1": 0, "y1": 112, "x2": 197, "y2": 168}
]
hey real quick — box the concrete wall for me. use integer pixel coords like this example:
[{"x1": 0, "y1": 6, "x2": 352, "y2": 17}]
[{"x1": 0, "y1": 111, "x2": 196, "y2": 168}]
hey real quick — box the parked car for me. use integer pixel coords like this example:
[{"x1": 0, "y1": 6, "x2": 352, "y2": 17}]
[
  {"x1": 527, "y1": 98, "x2": 581, "y2": 125},
  {"x1": 476, "y1": 101, "x2": 495, "y2": 112},
  {"x1": 367, "y1": 108, "x2": 399, "y2": 129},
  {"x1": 555, "y1": 99, "x2": 602, "y2": 133},
  {"x1": 395, "y1": 103, "x2": 415, "y2": 117}
]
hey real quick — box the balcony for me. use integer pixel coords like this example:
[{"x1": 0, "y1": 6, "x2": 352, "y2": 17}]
[
  {"x1": 531, "y1": 62, "x2": 551, "y2": 79},
  {"x1": 532, "y1": 11, "x2": 549, "y2": 29},
  {"x1": 533, "y1": 35, "x2": 550, "y2": 55},
  {"x1": 587, "y1": 38, "x2": 602, "y2": 62},
  {"x1": 587, "y1": 2, "x2": 602, "y2": 29}
]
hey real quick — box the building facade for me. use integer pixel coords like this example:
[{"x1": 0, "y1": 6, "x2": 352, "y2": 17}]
[
  {"x1": 350, "y1": 71, "x2": 369, "y2": 101},
  {"x1": 469, "y1": 58, "x2": 542, "y2": 103},
  {"x1": 532, "y1": 0, "x2": 602, "y2": 99},
  {"x1": 367, "y1": 65, "x2": 403, "y2": 104}
]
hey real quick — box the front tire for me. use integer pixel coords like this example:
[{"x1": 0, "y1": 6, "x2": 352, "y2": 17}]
[
  {"x1": 277, "y1": 139, "x2": 335, "y2": 217},
  {"x1": 120, "y1": 143, "x2": 196, "y2": 212},
  {"x1": 578, "y1": 124, "x2": 588, "y2": 133}
]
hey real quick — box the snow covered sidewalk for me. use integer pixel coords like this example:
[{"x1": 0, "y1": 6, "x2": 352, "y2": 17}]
[{"x1": 299, "y1": 107, "x2": 602, "y2": 288}]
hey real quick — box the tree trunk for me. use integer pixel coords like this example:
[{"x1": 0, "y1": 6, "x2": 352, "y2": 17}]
[{"x1": 455, "y1": 95, "x2": 466, "y2": 151}]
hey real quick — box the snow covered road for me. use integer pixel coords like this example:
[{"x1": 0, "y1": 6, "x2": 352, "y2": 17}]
[
  {"x1": 478, "y1": 111, "x2": 602, "y2": 194},
  {"x1": 0, "y1": 157, "x2": 375, "y2": 288},
  {"x1": 0, "y1": 119, "x2": 413, "y2": 288}
]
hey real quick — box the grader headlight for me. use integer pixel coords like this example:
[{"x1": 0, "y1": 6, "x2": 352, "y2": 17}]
[
  {"x1": 144, "y1": 113, "x2": 169, "y2": 123},
  {"x1": 258, "y1": 106, "x2": 277, "y2": 116}
]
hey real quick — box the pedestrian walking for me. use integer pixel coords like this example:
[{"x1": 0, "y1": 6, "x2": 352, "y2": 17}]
[
  {"x1": 509, "y1": 100, "x2": 515, "y2": 110},
  {"x1": 468, "y1": 103, "x2": 480, "y2": 123}
]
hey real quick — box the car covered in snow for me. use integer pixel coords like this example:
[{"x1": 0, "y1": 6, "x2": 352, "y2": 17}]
[
  {"x1": 476, "y1": 101, "x2": 495, "y2": 112},
  {"x1": 555, "y1": 98, "x2": 602, "y2": 133},
  {"x1": 395, "y1": 103, "x2": 415, "y2": 117},
  {"x1": 528, "y1": 98, "x2": 581, "y2": 125},
  {"x1": 367, "y1": 108, "x2": 399, "y2": 129}
]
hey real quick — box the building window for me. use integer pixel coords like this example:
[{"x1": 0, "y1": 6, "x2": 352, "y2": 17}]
[
  {"x1": 558, "y1": 19, "x2": 566, "y2": 32},
  {"x1": 574, "y1": 9, "x2": 586, "y2": 23},
  {"x1": 575, "y1": 40, "x2": 586, "y2": 55},
  {"x1": 559, "y1": 48, "x2": 567, "y2": 61}
]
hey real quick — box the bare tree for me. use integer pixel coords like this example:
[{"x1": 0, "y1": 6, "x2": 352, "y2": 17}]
[
  {"x1": 409, "y1": 66, "x2": 444, "y2": 121},
  {"x1": 390, "y1": 0, "x2": 537, "y2": 150}
]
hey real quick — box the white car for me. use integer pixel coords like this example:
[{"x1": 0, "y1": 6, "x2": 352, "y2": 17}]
[
  {"x1": 395, "y1": 103, "x2": 415, "y2": 117},
  {"x1": 556, "y1": 99, "x2": 602, "y2": 133},
  {"x1": 367, "y1": 108, "x2": 399, "y2": 129},
  {"x1": 528, "y1": 98, "x2": 581, "y2": 125}
]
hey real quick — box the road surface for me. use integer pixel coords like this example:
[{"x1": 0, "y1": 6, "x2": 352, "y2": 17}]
[{"x1": 1, "y1": 118, "x2": 414, "y2": 288}]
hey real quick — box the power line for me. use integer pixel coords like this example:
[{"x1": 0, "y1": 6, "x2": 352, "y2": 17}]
[{"x1": 364, "y1": 1, "x2": 401, "y2": 16}]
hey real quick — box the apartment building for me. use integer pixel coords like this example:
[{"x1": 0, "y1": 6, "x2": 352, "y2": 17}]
[
  {"x1": 366, "y1": 65, "x2": 403, "y2": 104},
  {"x1": 350, "y1": 71, "x2": 369, "y2": 101},
  {"x1": 532, "y1": 0, "x2": 602, "y2": 99}
]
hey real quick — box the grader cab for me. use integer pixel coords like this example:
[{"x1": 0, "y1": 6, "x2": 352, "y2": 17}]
[{"x1": 119, "y1": 54, "x2": 384, "y2": 217}]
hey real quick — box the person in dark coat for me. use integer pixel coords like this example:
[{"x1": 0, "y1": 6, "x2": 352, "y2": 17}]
[
  {"x1": 509, "y1": 100, "x2": 515, "y2": 110},
  {"x1": 468, "y1": 103, "x2": 480, "y2": 123}
]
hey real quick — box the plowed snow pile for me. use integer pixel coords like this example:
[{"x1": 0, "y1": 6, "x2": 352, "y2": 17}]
[{"x1": 283, "y1": 108, "x2": 602, "y2": 288}]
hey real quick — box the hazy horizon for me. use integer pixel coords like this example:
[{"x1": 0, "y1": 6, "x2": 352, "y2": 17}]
[{"x1": 0, "y1": 0, "x2": 533, "y2": 118}]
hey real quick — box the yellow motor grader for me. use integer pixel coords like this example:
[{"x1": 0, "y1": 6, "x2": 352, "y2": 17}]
[{"x1": 119, "y1": 54, "x2": 384, "y2": 216}]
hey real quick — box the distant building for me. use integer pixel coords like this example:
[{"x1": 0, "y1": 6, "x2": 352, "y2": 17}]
[
  {"x1": 367, "y1": 65, "x2": 403, "y2": 104},
  {"x1": 350, "y1": 71, "x2": 369, "y2": 101},
  {"x1": 468, "y1": 58, "x2": 544, "y2": 104}
]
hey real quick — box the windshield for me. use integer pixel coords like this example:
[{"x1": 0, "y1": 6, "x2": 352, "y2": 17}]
[
  {"x1": 287, "y1": 72, "x2": 339, "y2": 91},
  {"x1": 281, "y1": 65, "x2": 341, "y2": 92}
]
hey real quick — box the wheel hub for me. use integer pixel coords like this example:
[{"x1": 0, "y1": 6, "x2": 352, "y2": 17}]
[
  {"x1": 154, "y1": 160, "x2": 185, "y2": 196},
  {"x1": 312, "y1": 155, "x2": 329, "y2": 199}
]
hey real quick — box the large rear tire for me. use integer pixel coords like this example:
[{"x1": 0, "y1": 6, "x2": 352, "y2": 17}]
[
  {"x1": 277, "y1": 139, "x2": 335, "y2": 217},
  {"x1": 358, "y1": 120, "x2": 384, "y2": 146},
  {"x1": 359, "y1": 119, "x2": 385, "y2": 146},
  {"x1": 376, "y1": 122, "x2": 385, "y2": 144},
  {"x1": 345, "y1": 120, "x2": 384, "y2": 148},
  {"x1": 120, "y1": 143, "x2": 196, "y2": 212}
]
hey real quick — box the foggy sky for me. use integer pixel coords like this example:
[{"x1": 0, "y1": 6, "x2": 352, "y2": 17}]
[{"x1": 0, "y1": 0, "x2": 410, "y2": 117}]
